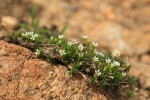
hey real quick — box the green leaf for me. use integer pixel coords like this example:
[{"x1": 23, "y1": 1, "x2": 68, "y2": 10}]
[
  {"x1": 46, "y1": 55, "x2": 52, "y2": 61},
  {"x1": 33, "y1": 20, "x2": 40, "y2": 29},
  {"x1": 20, "y1": 23, "x2": 30, "y2": 30},
  {"x1": 60, "y1": 26, "x2": 68, "y2": 35},
  {"x1": 72, "y1": 62, "x2": 80, "y2": 74},
  {"x1": 126, "y1": 90, "x2": 133, "y2": 97},
  {"x1": 37, "y1": 28, "x2": 51, "y2": 35}
]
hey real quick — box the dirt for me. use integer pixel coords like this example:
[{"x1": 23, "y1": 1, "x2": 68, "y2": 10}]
[{"x1": 0, "y1": 0, "x2": 150, "y2": 99}]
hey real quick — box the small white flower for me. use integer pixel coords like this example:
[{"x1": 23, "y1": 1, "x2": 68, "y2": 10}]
[
  {"x1": 83, "y1": 35, "x2": 88, "y2": 39},
  {"x1": 22, "y1": 31, "x2": 34, "y2": 37},
  {"x1": 94, "y1": 49, "x2": 99, "y2": 55},
  {"x1": 30, "y1": 36, "x2": 35, "y2": 40},
  {"x1": 67, "y1": 41, "x2": 73, "y2": 46},
  {"x1": 22, "y1": 33, "x2": 26, "y2": 36},
  {"x1": 135, "y1": 88, "x2": 138, "y2": 91},
  {"x1": 35, "y1": 49, "x2": 41, "y2": 56},
  {"x1": 59, "y1": 50, "x2": 66, "y2": 55},
  {"x1": 58, "y1": 35, "x2": 65, "y2": 39},
  {"x1": 95, "y1": 70, "x2": 101, "y2": 76},
  {"x1": 28, "y1": 32, "x2": 33, "y2": 35},
  {"x1": 105, "y1": 58, "x2": 111, "y2": 64},
  {"x1": 78, "y1": 44, "x2": 84, "y2": 51},
  {"x1": 122, "y1": 72, "x2": 127, "y2": 76},
  {"x1": 71, "y1": 40, "x2": 78, "y2": 44},
  {"x1": 111, "y1": 60, "x2": 120, "y2": 67},
  {"x1": 34, "y1": 34, "x2": 39, "y2": 37},
  {"x1": 99, "y1": 52, "x2": 104, "y2": 57},
  {"x1": 92, "y1": 42, "x2": 98, "y2": 47},
  {"x1": 79, "y1": 53, "x2": 83, "y2": 57},
  {"x1": 50, "y1": 36, "x2": 54, "y2": 39},
  {"x1": 112, "y1": 49, "x2": 121, "y2": 57},
  {"x1": 22, "y1": 32, "x2": 39, "y2": 41},
  {"x1": 30, "y1": 34, "x2": 39, "y2": 40},
  {"x1": 93, "y1": 56, "x2": 99, "y2": 62}
]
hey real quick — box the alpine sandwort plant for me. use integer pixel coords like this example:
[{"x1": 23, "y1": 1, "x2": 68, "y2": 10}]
[
  {"x1": 5, "y1": 6, "x2": 138, "y2": 97},
  {"x1": 7, "y1": 31, "x2": 137, "y2": 96}
]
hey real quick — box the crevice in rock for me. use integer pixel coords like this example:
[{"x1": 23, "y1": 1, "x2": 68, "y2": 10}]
[
  {"x1": 14, "y1": 60, "x2": 25, "y2": 97},
  {"x1": 14, "y1": 54, "x2": 33, "y2": 98}
]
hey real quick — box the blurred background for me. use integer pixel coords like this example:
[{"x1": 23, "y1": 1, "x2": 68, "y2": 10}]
[{"x1": 0, "y1": 0, "x2": 150, "y2": 99}]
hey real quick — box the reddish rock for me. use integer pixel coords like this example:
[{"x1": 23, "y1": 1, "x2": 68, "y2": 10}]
[
  {"x1": 131, "y1": 58, "x2": 150, "y2": 89},
  {"x1": 1, "y1": 16, "x2": 18, "y2": 30},
  {"x1": 0, "y1": 40, "x2": 107, "y2": 99},
  {"x1": 124, "y1": 32, "x2": 150, "y2": 55},
  {"x1": 87, "y1": 22, "x2": 133, "y2": 55},
  {"x1": 141, "y1": 54, "x2": 150, "y2": 64}
]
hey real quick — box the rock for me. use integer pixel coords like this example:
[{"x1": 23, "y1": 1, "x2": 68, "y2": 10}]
[
  {"x1": 144, "y1": 0, "x2": 150, "y2": 3},
  {"x1": 0, "y1": 40, "x2": 107, "y2": 100},
  {"x1": 87, "y1": 22, "x2": 133, "y2": 55},
  {"x1": 124, "y1": 32, "x2": 150, "y2": 55},
  {"x1": 1, "y1": 16, "x2": 18, "y2": 30},
  {"x1": 86, "y1": 22, "x2": 150, "y2": 56},
  {"x1": 141, "y1": 54, "x2": 150, "y2": 64},
  {"x1": 0, "y1": 30, "x2": 8, "y2": 38},
  {"x1": 131, "y1": 59, "x2": 150, "y2": 89}
]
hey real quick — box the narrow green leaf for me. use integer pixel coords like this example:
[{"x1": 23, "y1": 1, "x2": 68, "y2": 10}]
[{"x1": 60, "y1": 26, "x2": 68, "y2": 35}]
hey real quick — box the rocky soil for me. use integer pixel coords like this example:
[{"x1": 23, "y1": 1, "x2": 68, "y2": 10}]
[{"x1": 0, "y1": 0, "x2": 150, "y2": 99}]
